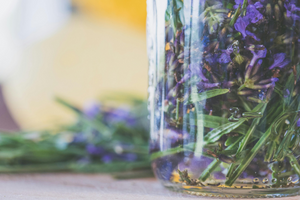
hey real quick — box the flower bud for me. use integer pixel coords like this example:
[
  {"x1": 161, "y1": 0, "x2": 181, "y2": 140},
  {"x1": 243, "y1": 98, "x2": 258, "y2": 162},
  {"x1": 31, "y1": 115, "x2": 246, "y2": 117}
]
[
  {"x1": 266, "y1": 4, "x2": 272, "y2": 17},
  {"x1": 275, "y1": 4, "x2": 281, "y2": 21},
  {"x1": 278, "y1": 0, "x2": 283, "y2": 9}
]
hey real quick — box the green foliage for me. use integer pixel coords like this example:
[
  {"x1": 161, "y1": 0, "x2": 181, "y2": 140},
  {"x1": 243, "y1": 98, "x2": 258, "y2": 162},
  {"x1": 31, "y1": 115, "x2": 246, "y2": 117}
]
[{"x1": 0, "y1": 96, "x2": 151, "y2": 177}]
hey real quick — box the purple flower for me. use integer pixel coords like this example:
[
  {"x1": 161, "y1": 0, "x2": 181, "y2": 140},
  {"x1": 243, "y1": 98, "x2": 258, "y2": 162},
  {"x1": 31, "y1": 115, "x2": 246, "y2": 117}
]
[
  {"x1": 252, "y1": 59, "x2": 263, "y2": 75},
  {"x1": 247, "y1": 45, "x2": 267, "y2": 67},
  {"x1": 285, "y1": 2, "x2": 300, "y2": 12},
  {"x1": 297, "y1": 118, "x2": 300, "y2": 127},
  {"x1": 189, "y1": 64, "x2": 208, "y2": 82},
  {"x1": 198, "y1": 82, "x2": 220, "y2": 89},
  {"x1": 270, "y1": 53, "x2": 285, "y2": 67},
  {"x1": 72, "y1": 133, "x2": 86, "y2": 143},
  {"x1": 178, "y1": 73, "x2": 190, "y2": 84},
  {"x1": 218, "y1": 52, "x2": 231, "y2": 63},
  {"x1": 234, "y1": 17, "x2": 250, "y2": 38},
  {"x1": 258, "y1": 77, "x2": 279, "y2": 84},
  {"x1": 218, "y1": 46, "x2": 233, "y2": 64},
  {"x1": 102, "y1": 154, "x2": 113, "y2": 163},
  {"x1": 106, "y1": 107, "x2": 137, "y2": 126},
  {"x1": 246, "y1": 30, "x2": 260, "y2": 41},
  {"x1": 234, "y1": 5, "x2": 263, "y2": 38},
  {"x1": 285, "y1": 2, "x2": 300, "y2": 21},
  {"x1": 286, "y1": 10, "x2": 300, "y2": 21},
  {"x1": 84, "y1": 101, "x2": 101, "y2": 119},
  {"x1": 284, "y1": 89, "x2": 291, "y2": 98},
  {"x1": 234, "y1": 0, "x2": 244, "y2": 9},
  {"x1": 254, "y1": 2, "x2": 263, "y2": 9},
  {"x1": 86, "y1": 144, "x2": 105, "y2": 155},
  {"x1": 290, "y1": 4, "x2": 300, "y2": 12},
  {"x1": 246, "y1": 5, "x2": 263, "y2": 23},
  {"x1": 269, "y1": 53, "x2": 290, "y2": 69}
]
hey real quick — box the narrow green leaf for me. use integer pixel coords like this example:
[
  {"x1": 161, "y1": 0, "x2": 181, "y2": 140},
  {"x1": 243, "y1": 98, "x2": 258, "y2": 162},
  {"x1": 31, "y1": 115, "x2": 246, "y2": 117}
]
[
  {"x1": 199, "y1": 159, "x2": 221, "y2": 182},
  {"x1": 237, "y1": 103, "x2": 266, "y2": 153},
  {"x1": 274, "y1": 130, "x2": 294, "y2": 161},
  {"x1": 287, "y1": 153, "x2": 300, "y2": 178},
  {"x1": 265, "y1": 141, "x2": 276, "y2": 162},
  {"x1": 283, "y1": 73, "x2": 295, "y2": 110},
  {"x1": 150, "y1": 143, "x2": 195, "y2": 161},
  {"x1": 225, "y1": 126, "x2": 273, "y2": 186},
  {"x1": 188, "y1": 89, "x2": 230, "y2": 104},
  {"x1": 229, "y1": 4, "x2": 241, "y2": 26},
  {"x1": 194, "y1": 115, "x2": 263, "y2": 138},
  {"x1": 204, "y1": 118, "x2": 247, "y2": 143},
  {"x1": 225, "y1": 136, "x2": 241, "y2": 147},
  {"x1": 226, "y1": 103, "x2": 267, "y2": 178},
  {"x1": 199, "y1": 137, "x2": 242, "y2": 182}
]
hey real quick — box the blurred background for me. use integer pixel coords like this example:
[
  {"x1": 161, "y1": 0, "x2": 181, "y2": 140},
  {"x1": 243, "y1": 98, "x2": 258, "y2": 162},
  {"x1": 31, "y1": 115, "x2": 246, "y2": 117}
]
[{"x1": 0, "y1": 0, "x2": 148, "y2": 131}]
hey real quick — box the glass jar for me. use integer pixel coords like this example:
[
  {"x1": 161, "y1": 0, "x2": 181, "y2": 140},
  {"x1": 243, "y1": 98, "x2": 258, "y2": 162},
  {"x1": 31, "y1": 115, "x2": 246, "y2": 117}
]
[{"x1": 147, "y1": 0, "x2": 300, "y2": 198}]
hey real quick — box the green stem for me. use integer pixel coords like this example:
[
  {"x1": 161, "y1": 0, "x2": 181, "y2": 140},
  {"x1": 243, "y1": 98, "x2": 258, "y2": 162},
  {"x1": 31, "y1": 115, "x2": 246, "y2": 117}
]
[
  {"x1": 227, "y1": 103, "x2": 266, "y2": 178},
  {"x1": 241, "y1": 0, "x2": 248, "y2": 15},
  {"x1": 287, "y1": 153, "x2": 300, "y2": 177},
  {"x1": 265, "y1": 141, "x2": 276, "y2": 162},
  {"x1": 238, "y1": 96, "x2": 252, "y2": 112},
  {"x1": 226, "y1": 119, "x2": 259, "y2": 177},
  {"x1": 238, "y1": 103, "x2": 266, "y2": 153},
  {"x1": 176, "y1": 98, "x2": 180, "y2": 120},
  {"x1": 225, "y1": 126, "x2": 273, "y2": 186},
  {"x1": 274, "y1": 130, "x2": 294, "y2": 161},
  {"x1": 229, "y1": 4, "x2": 241, "y2": 27},
  {"x1": 278, "y1": 170, "x2": 295, "y2": 178},
  {"x1": 199, "y1": 159, "x2": 221, "y2": 182},
  {"x1": 226, "y1": 164, "x2": 237, "y2": 178},
  {"x1": 238, "y1": 84, "x2": 246, "y2": 91},
  {"x1": 199, "y1": 137, "x2": 242, "y2": 182}
]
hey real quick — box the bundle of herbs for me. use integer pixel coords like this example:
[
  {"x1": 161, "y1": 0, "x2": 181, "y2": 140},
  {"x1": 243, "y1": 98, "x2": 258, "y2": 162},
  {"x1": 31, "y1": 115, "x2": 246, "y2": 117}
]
[
  {"x1": 150, "y1": 0, "x2": 300, "y2": 188},
  {"x1": 0, "y1": 96, "x2": 152, "y2": 179}
]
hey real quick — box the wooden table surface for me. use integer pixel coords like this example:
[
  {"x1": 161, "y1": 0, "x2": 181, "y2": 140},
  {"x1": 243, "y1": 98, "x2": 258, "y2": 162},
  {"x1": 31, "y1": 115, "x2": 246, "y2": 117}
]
[{"x1": 0, "y1": 173, "x2": 298, "y2": 200}]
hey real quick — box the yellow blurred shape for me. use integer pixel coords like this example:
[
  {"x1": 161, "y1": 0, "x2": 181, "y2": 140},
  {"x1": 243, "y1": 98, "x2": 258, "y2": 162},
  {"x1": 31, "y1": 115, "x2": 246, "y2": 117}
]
[
  {"x1": 171, "y1": 171, "x2": 180, "y2": 183},
  {"x1": 72, "y1": 0, "x2": 146, "y2": 31},
  {"x1": 4, "y1": 14, "x2": 148, "y2": 130}
]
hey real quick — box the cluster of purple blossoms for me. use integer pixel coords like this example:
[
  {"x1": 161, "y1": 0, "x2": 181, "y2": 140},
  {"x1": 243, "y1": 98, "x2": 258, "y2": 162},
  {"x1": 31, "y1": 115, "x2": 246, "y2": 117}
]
[
  {"x1": 285, "y1": 0, "x2": 300, "y2": 21},
  {"x1": 234, "y1": 4, "x2": 263, "y2": 39},
  {"x1": 71, "y1": 100, "x2": 147, "y2": 164},
  {"x1": 162, "y1": 0, "x2": 300, "y2": 150}
]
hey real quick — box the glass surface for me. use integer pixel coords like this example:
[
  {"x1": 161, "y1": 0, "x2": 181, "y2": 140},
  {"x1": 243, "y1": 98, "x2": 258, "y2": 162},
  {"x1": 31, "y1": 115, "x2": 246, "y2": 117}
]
[{"x1": 147, "y1": 0, "x2": 300, "y2": 198}]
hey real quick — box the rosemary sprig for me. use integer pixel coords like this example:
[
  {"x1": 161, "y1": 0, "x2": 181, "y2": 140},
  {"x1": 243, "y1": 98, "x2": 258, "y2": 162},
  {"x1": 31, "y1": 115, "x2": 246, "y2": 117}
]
[
  {"x1": 227, "y1": 103, "x2": 267, "y2": 177},
  {"x1": 199, "y1": 136, "x2": 242, "y2": 182},
  {"x1": 225, "y1": 126, "x2": 273, "y2": 186}
]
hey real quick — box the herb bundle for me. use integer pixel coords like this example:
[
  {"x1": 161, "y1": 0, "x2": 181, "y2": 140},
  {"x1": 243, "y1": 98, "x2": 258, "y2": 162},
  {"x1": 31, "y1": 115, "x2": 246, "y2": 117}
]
[
  {"x1": 150, "y1": 0, "x2": 300, "y2": 190},
  {"x1": 0, "y1": 96, "x2": 151, "y2": 179}
]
